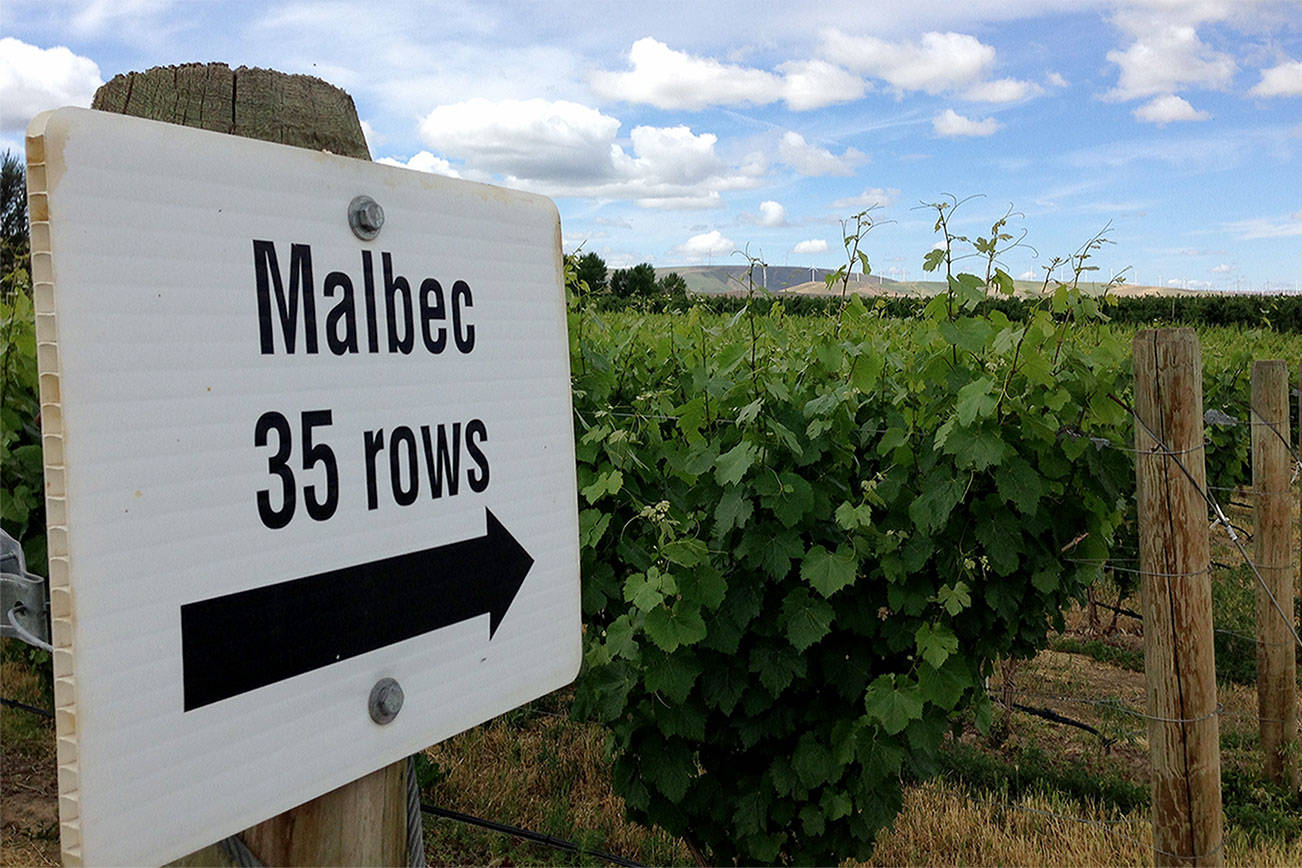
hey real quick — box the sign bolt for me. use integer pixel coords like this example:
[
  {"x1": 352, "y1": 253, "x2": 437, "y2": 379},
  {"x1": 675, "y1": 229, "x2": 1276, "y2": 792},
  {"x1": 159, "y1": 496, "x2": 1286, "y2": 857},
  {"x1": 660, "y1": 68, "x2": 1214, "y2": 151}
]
[
  {"x1": 368, "y1": 677, "x2": 404, "y2": 724},
  {"x1": 348, "y1": 195, "x2": 384, "y2": 240}
]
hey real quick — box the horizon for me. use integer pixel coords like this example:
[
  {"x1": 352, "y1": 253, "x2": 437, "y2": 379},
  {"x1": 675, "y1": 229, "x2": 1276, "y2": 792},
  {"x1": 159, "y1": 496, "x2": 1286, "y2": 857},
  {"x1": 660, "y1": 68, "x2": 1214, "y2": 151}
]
[{"x1": 3, "y1": 1, "x2": 1300, "y2": 292}]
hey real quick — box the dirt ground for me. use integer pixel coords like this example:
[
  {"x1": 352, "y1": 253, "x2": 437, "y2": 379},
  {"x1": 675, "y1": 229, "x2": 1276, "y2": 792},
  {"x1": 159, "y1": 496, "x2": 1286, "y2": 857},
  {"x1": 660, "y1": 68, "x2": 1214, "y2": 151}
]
[{"x1": 1, "y1": 660, "x2": 60, "y2": 867}]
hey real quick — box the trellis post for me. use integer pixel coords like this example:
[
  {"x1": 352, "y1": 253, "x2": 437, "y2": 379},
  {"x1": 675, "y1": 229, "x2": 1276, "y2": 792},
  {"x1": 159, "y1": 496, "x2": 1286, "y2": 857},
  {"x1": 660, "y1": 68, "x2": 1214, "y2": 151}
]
[{"x1": 1132, "y1": 328, "x2": 1223, "y2": 867}]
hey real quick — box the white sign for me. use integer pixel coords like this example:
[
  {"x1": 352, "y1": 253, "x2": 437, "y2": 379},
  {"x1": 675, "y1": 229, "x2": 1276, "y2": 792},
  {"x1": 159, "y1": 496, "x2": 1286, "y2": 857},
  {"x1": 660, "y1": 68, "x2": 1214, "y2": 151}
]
[{"x1": 27, "y1": 107, "x2": 581, "y2": 866}]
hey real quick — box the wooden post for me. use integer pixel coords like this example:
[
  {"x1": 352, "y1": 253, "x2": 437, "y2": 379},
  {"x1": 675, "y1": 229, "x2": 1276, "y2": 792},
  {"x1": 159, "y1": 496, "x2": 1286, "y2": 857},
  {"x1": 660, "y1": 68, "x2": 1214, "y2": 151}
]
[
  {"x1": 91, "y1": 63, "x2": 370, "y2": 159},
  {"x1": 1252, "y1": 360, "x2": 1298, "y2": 786},
  {"x1": 241, "y1": 762, "x2": 408, "y2": 866},
  {"x1": 93, "y1": 64, "x2": 411, "y2": 866},
  {"x1": 1133, "y1": 329, "x2": 1223, "y2": 867}
]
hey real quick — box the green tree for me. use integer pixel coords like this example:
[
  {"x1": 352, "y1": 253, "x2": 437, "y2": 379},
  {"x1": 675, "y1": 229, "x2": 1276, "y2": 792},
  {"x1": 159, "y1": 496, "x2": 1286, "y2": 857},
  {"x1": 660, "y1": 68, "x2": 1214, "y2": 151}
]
[
  {"x1": 1, "y1": 150, "x2": 43, "y2": 572},
  {"x1": 657, "y1": 271, "x2": 689, "y2": 311},
  {"x1": 575, "y1": 251, "x2": 608, "y2": 295},
  {"x1": 610, "y1": 262, "x2": 657, "y2": 301},
  {"x1": 1, "y1": 150, "x2": 29, "y2": 297}
]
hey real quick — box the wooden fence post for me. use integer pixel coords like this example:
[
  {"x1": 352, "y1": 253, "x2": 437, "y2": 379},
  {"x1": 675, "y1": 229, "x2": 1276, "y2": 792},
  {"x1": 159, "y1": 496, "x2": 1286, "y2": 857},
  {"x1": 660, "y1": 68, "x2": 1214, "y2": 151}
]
[
  {"x1": 93, "y1": 64, "x2": 410, "y2": 867},
  {"x1": 1133, "y1": 328, "x2": 1223, "y2": 867},
  {"x1": 1252, "y1": 360, "x2": 1298, "y2": 787}
]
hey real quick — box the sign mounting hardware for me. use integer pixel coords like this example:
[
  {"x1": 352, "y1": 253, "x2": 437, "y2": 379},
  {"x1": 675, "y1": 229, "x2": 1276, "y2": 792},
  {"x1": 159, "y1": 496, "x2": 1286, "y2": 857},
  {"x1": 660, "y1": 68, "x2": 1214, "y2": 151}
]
[{"x1": 348, "y1": 194, "x2": 385, "y2": 240}]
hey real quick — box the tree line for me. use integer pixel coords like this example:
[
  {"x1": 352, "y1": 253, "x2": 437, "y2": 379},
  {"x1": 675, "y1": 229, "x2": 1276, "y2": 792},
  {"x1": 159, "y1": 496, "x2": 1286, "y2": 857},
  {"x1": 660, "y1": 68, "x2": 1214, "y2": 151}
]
[{"x1": 571, "y1": 251, "x2": 689, "y2": 312}]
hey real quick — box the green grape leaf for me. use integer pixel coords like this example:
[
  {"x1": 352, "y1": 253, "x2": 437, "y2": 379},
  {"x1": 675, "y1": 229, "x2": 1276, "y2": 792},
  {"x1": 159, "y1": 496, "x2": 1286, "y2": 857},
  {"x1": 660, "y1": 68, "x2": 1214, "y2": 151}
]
[
  {"x1": 645, "y1": 650, "x2": 702, "y2": 704},
  {"x1": 716, "y1": 441, "x2": 758, "y2": 486},
  {"x1": 801, "y1": 544, "x2": 858, "y2": 598},
  {"x1": 864, "y1": 675, "x2": 924, "y2": 735},
  {"x1": 918, "y1": 660, "x2": 969, "y2": 710},
  {"x1": 781, "y1": 587, "x2": 835, "y2": 650},
  {"x1": 750, "y1": 642, "x2": 807, "y2": 696},
  {"x1": 733, "y1": 790, "x2": 770, "y2": 837},
  {"x1": 792, "y1": 733, "x2": 834, "y2": 788},
  {"x1": 955, "y1": 377, "x2": 998, "y2": 426},
  {"x1": 915, "y1": 622, "x2": 959, "y2": 668},
  {"x1": 995, "y1": 457, "x2": 1043, "y2": 514}
]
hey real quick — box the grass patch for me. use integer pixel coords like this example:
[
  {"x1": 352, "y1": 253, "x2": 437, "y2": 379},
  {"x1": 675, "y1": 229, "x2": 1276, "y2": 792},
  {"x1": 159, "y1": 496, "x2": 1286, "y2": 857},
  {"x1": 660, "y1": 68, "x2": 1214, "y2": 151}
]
[
  {"x1": 0, "y1": 643, "x2": 54, "y2": 753},
  {"x1": 418, "y1": 691, "x2": 690, "y2": 867},
  {"x1": 1222, "y1": 766, "x2": 1302, "y2": 843},
  {"x1": 1210, "y1": 570, "x2": 1302, "y2": 688},
  {"x1": 1050, "y1": 637, "x2": 1145, "y2": 673},
  {"x1": 1, "y1": 642, "x2": 60, "y2": 868},
  {"x1": 936, "y1": 739, "x2": 1150, "y2": 815},
  {"x1": 862, "y1": 777, "x2": 1152, "y2": 867}
]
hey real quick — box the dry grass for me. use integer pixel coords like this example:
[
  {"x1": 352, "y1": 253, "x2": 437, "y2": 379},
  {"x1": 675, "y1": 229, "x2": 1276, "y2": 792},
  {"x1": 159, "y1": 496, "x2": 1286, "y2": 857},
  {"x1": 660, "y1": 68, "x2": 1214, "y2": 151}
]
[
  {"x1": 420, "y1": 693, "x2": 692, "y2": 867},
  {"x1": 1, "y1": 653, "x2": 60, "y2": 868},
  {"x1": 863, "y1": 779, "x2": 1151, "y2": 867},
  {"x1": 864, "y1": 776, "x2": 1302, "y2": 868}
]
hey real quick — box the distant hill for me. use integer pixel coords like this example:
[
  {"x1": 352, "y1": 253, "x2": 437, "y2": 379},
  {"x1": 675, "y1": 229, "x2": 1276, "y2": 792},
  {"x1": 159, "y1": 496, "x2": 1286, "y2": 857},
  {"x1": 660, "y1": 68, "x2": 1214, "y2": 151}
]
[{"x1": 654, "y1": 264, "x2": 1177, "y2": 298}]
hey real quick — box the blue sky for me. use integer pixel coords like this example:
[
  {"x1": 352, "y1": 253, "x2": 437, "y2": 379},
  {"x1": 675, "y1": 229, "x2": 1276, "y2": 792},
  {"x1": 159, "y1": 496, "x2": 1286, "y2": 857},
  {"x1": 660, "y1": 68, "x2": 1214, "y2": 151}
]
[{"x1": 3, "y1": 0, "x2": 1301, "y2": 290}]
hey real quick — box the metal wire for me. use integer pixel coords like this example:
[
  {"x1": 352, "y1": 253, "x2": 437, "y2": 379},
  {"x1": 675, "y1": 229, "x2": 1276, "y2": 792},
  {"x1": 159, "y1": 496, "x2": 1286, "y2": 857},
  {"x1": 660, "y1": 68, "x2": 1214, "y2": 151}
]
[
  {"x1": 407, "y1": 755, "x2": 427, "y2": 867},
  {"x1": 1102, "y1": 439, "x2": 1207, "y2": 456},
  {"x1": 420, "y1": 803, "x2": 646, "y2": 867},
  {"x1": 1073, "y1": 563, "x2": 1212, "y2": 579},
  {"x1": 1004, "y1": 689, "x2": 1223, "y2": 725},
  {"x1": 1207, "y1": 486, "x2": 1298, "y2": 496},
  {"x1": 1213, "y1": 626, "x2": 1298, "y2": 648},
  {"x1": 1246, "y1": 407, "x2": 1302, "y2": 469},
  {"x1": 218, "y1": 834, "x2": 263, "y2": 868},
  {"x1": 1111, "y1": 393, "x2": 1302, "y2": 652}
]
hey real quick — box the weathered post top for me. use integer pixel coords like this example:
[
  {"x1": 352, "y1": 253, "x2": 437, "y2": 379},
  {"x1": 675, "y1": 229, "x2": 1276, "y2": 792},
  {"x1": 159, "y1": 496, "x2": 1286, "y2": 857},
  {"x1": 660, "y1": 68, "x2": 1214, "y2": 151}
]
[{"x1": 91, "y1": 62, "x2": 371, "y2": 160}]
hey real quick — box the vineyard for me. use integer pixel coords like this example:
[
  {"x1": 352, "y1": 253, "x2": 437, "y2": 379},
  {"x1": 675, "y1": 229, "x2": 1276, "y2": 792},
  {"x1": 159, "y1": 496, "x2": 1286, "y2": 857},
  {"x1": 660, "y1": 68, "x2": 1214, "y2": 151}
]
[
  {"x1": 4, "y1": 214, "x2": 1302, "y2": 865},
  {"x1": 559, "y1": 244, "x2": 1301, "y2": 863}
]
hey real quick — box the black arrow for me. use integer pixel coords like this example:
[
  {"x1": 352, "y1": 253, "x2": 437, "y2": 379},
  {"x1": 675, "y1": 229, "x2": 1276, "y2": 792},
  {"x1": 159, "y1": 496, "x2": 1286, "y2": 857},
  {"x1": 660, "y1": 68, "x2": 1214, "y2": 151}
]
[{"x1": 181, "y1": 508, "x2": 533, "y2": 711}]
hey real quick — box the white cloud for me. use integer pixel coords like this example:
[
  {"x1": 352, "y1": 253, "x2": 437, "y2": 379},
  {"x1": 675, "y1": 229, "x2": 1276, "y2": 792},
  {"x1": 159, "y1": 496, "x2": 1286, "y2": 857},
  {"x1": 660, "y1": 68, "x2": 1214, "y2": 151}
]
[
  {"x1": 1104, "y1": 7, "x2": 1236, "y2": 101},
  {"x1": 1250, "y1": 59, "x2": 1302, "y2": 97},
  {"x1": 1047, "y1": 72, "x2": 1069, "y2": 88},
  {"x1": 777, "y1": 131, "x2": 865, "y2": 176},
  {"x1": 963, "y1": 77, "x2": 1042, "y2": 103},
  {"x1": 359, "y1": 119, "x2": 384, "y2": 153},
  {"x1": 1226, "y1": 215, "x2": 1302, "y2": 239},
  {"x1": 822, "y1": 30, "x2": 994, "y2": 95},
  {"x1": 674, "y1": 230, "x2": 735, "y2": 261},
  {"x1": 376, "y1": 151, "x2": 463, "y2": 178},
  {"x1": 416, "y1": 97, "x2": 762, "y2": 207},
  {"x1": 1132, "y1": 94, "x2": 1211, "y2": 123},
  {"x1": 932, "y1": 108, "x2": 1001, "y2": 137},
  {"x1": 1019, "y1": 270, "x2": 1037, "y2": 280},
  {"x1": 831, "y1": 187, "x2": 899, "y2": 210},
  {"x1": 792, "y1": 239, "x2": 829, "y2": 255},
  {"x1": 590, "y1": 37, "x2": 863, "y2": 111},
  {"x1": 775, "y1": 59, "x2": 868, "y2": 111},
  {"x1": 1211, "y1": 263, "x2": 1233, "y2": 273},
  {"x1": 419, "y1": 98, "x2": 620, "y2": 181},
  {"x1": 0, "y1": 38, "x2": 102, "y2": 131},
  {"x1": 757, "y1": 200, "x2": 787, "y2": 227},
  {"x1": 69, "y1": 0, "x2": 173, "y2": 35},
  {"x1": 618, "y1": 125, "x2": 724, "y2": 183}
]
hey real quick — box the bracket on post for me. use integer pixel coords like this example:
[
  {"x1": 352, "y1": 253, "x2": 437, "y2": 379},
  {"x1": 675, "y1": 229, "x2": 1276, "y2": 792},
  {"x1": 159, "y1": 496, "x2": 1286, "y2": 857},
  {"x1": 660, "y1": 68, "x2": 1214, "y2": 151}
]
[{"x1": 1, "y1": 529, "x2": 52, "y2": 651}]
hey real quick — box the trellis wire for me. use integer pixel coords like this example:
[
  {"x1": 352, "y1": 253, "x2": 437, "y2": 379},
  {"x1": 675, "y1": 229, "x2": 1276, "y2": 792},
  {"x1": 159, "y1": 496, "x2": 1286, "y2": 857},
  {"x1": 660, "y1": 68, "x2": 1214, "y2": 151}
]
[{"x1": 1109, "y1": 393, "x2": 1302, "y2": 652}]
